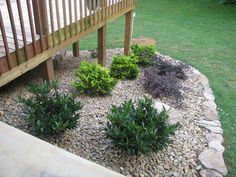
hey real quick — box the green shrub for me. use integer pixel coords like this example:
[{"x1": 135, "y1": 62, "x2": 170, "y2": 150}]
[
  {"x1": 131, "y1": 44, "x2": 157, "y2": 66},
  {"x1": 19, "y1": 81, "x2": 82, "y2": 137},
  {"x1": 105, "y1": 97, "x2": 177, "y2": 155},
  {"x1": 110, "y1": 55, "x2": 139, "y2": 80},
  {"x1": 72, "y1": 61, "x2": 118, "y2": 95}
]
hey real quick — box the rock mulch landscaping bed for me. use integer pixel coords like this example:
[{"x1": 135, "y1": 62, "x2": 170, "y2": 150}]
[{"x1": 0, "y1": 49, "x2": 227, "y2": 177}]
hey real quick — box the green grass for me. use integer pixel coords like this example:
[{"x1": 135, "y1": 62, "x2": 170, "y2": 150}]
[{"x1": 75, "y1": 0, "x2": 236, "y2": 175}]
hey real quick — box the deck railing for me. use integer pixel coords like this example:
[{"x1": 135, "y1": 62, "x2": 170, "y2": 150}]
[{"x1": 0, "y1": 0, "x2": 136, "y2": 87}]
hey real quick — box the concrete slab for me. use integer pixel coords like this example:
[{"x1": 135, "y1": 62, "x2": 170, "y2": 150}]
[{"x1": 0, "y1": 122, "x2": 125, "y2": 177}]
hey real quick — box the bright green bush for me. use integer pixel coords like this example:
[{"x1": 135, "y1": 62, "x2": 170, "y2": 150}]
[
  {"x1": 19, "y1": 81, "x2": 82, "y2": 137},
  {"x1": 72, "y1": 61, "x2": 118, "y2": 95},
  {"x1": 110, "y1": 55, "x2": 139, "y2": 80},
  {"x1": 105, "y1": 97, "x2": 177, "y2": 155},
  {"x1": 131, "y1": 44, "x2": 157, "y2": 66}
]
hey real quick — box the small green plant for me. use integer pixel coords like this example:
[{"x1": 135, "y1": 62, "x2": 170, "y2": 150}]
[
  {"x1": 131, "y1": 44, "x2": 157, "y2": 66},
  {"x1": 72, "y1": 61, "x2": 118, "y2": 95},
  {"x1": 105, "y1": 97, "x2": 177, "y2": 155},
  {"x1": 110, "y1": 55, "x2": 139, "y2": 80},
  {"x1": 19, "y1": 81, "x2": 82, "y2": 137}
]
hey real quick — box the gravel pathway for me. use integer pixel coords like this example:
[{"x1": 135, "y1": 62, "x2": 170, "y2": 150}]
[{"x1": 0, "y1": 49, "x2": 222, "y2": 177}]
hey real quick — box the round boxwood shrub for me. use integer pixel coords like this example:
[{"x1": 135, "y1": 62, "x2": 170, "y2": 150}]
[
  {"x1": 72, "y1": 61, "x2": 118, "y2": 95},
  {"x1": 105, "y1": 97, "x2": 177, "y2": 155},
  {"x1": 110, "y1": 55, "x2": 139, "y2": 80},
  {"x1": 19, "y1": 81, "x2": 82, "y2": 137},
  {"x1": 131, "y1": 44, "x2": 157, "y2": 66}
]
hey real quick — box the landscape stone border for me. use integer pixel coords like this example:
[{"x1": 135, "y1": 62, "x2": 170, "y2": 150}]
[{"x1": 191, "y1": 68, "x2": 228, "y2": 177}]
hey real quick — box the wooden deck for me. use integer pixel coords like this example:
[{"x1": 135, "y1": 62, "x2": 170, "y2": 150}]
[{"x1": 0, "y1": 0, "x2": 135, "y2": 87}]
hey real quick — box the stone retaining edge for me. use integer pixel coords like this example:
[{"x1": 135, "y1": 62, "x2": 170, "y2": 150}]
[{"x1": 191, "y1": 67, "x2": 228, "y2": 177}]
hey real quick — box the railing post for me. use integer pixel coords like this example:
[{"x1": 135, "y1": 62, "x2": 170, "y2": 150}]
[
  {"x1": 97, "y1": 25, "x2": 107, "y2": 67},
  {"x1": 124, "y1": 10, "x2": 133, "y2": 55}
]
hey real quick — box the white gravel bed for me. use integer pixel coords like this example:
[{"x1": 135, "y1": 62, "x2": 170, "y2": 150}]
[{"x1": 0, "y1": 49, "x2": 220, "y2": 177}]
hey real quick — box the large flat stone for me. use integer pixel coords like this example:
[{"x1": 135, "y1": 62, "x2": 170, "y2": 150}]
[
  {"x1": 203, "y1": 85, "x2": 215, "y2": 101},
  {"x1": 198, "y1": 74, "x2": 209, "y2": 85},
  {"x1": 154, "y1": 101, "x2": 182, "y2": 125},
  {"x1": 206, "y1": 133, "x2": 224, "y2": 144},
  {"x1": 198, "y1": 149, "x2": 227, "y2": 176},
  {"x1": 209, "y1": 140, "x2": 225, "y2": 153},
  {"x1": 200, "y1": 169, "x2": 223, "y2": 177},
  {"x1": 199, "y1": 120, "x2": 221, "y2": 127},
  {"x1": 205, "y1": 126, "x2": 223, "y2": 134},
  {"x1": 0, "y1": 122, "x2": 125, "y2": 177},
  {"x1": 154, "y1": 101, "x2": 171, "y2": 111},
  {"x1": 191, "y1": 68, "x2": 202, "y2": 76},
  {"x1": 204, "y1": 100, "x2": 217, "y2": 110},
  {"x1": 204, "y1": 109, "x2": 219, "y2": 121}
]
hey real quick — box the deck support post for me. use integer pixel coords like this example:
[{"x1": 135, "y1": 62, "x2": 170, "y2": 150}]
[
  {"x1": 73, "y1": 41, "x2": 80, "y2": 57},
  {"x1": 97, "y1": 25, "x2": 107, "y2": 67},
  {"x1": 41, "y1": 58, "x2": 54, "y2": 82},
  {"x1": 124, "y1": 10, "x2": 133, "y2": 55}
]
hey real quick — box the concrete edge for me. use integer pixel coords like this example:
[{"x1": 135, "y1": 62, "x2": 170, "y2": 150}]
[{"x1": 0, "y1": 121, "x2": 125, "y2": 177}]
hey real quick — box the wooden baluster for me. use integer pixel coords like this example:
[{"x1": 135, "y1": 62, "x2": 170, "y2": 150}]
[
  {"x1": 6, "y1": 0, "x2": 20, "y2": 65},
  {"x1": 84, "y1": 0, "x2": 88, "y2": 29},
  {"x1": 101, "y1": 0, "x2": 104, "y2": 21},
  {"x1": 74, "y1": 0, "x2": 78, "y2": 34},
  {"x1": 16, "y1": 0, "x2": 28, "y2": 61},
  {"x1": 26, "y1": 0, "x2": 37, "y2": 55},
  {"x1": 0, "y1": 10, "x2": 11, "y2": 70},
  {"x1": 112, "y1": 0, "x2": 114, "y2": 15},
  {"x1": 69, "y1": 0, "x2": 73, "y2": 36},
  {"x1": 104, "y1": 0, "x2": 107, "y2": 21},
  {"x1": 97, "y1": 0, "x2": 101, "y2": 24},
  {"x1": 93, "y1": 0, "x2": 96, "y2": 24},
  {"x1": 118, "y1": 0, "x2": 120, "y2": 12},
  {"x1": 109, "y1": 0, "x2": 112, "y2": 17},
  {"x1": 89, "y1": 0, "x2": 92, "y2": 26},
  {"x1": 79, "y1": 0, "x2": 84, "y2": 32},
  {"x1": 49, "y1": 0, "x2": 55, "y2": 46},
  {"x1": 115, "y1": 0, "x2": 118, "y2": 14},
  {"x1": 62, "y1": 0, "x2": 67, "y2": 39},
  {"x1": 55, "y1": 0, "x2": 62, "y2": 43}
]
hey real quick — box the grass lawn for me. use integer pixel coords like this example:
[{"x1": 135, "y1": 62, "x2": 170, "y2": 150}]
[{"x1": 75, "y1": 0, "x2": 236, "y2": 175}]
